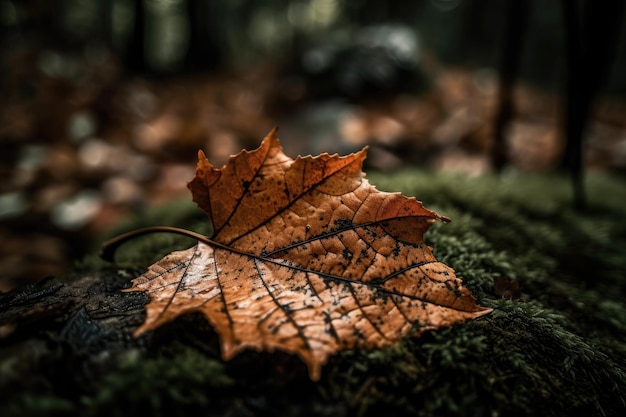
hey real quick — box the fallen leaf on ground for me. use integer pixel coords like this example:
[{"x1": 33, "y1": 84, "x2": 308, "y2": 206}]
[{"x1": 124, "y1": 127, "x2": 492, "y2": 380}]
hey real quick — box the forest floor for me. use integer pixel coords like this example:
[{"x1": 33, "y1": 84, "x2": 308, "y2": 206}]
[
  {"x1": 2, "y1": 51, "x2": 626, "y2": 291},
  {"x1": 1, "y1": 168, "x2": 625, "y2": 417}
]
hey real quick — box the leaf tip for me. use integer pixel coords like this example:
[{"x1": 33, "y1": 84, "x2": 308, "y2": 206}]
[
  {"x1": 192, "y1": 149, "x2": 220, "y2": 183},
  {"x1": 263, "y1": 125, "x2": 282, "y2": 148},
  {"x1": 308, "y1": 363, "x2": 322, "y2": 381},
  {"x1": 474, "y1": 306, "x2": 494, "y2": 318}
]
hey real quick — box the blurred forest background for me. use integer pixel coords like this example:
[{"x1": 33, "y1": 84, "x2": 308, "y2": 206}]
[{"x1": 1, "y1": 0, "x2": 625, "y2": 291}]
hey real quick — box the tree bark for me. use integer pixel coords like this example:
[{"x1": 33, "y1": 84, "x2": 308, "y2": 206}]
[{"x1": 0, "y1": 271, "x2": 147, "y2": 352}]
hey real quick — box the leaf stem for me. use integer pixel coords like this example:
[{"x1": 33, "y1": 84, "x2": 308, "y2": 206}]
[{"x1": 100, "y1": 226, "x2": 213, "y2": 262}]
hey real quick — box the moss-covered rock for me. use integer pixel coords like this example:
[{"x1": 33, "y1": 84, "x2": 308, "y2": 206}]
[{"x1": 1, "y1": 171, "x2": 625, "y2": 417}]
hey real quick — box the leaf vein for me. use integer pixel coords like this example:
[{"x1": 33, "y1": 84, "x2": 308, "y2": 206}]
[{"x1": 253, "y1": 258, "x2": 311, "y2": 350}]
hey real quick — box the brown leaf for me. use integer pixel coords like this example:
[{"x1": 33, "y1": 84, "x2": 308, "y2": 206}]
[{"x1": 125, "y1": 127, "x2": 492, "y2": 380}]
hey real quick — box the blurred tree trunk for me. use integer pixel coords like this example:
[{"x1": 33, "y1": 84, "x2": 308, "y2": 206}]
[
  {"x1": 560, "y1": 0, "x2": 625, "y2": 208},
  {"x1": 184, "y1": 0, "x2": 222, "y2": 71},
  {"x1": 99, "y1": 0, "x2": 115, "y2": 51},
  {"x1": 124, "y1": 0, "x2": 148, "y2": 73},
  {"x1": 492, "y1": 0, "x2": 529, "y2": 172}
]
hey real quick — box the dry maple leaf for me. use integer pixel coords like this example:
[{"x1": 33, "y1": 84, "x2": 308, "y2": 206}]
[{"x1": 119, "y1": 127, "x2": 492, "y2": 380}]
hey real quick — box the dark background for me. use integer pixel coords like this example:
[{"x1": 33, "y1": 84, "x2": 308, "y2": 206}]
[{"x1": 1, "y1": 0, "x2": 625, "y2": 290}]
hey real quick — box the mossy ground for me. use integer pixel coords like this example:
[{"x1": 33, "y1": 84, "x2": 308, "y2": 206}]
[{"x1": 4, "y1": 170, "x2": 626, "y2": 417}]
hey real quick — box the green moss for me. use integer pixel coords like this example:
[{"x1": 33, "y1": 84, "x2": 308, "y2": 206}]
[
  {"x1": 110, "y1": 171, "x2": 626, "y2": 415},
  {"x1": 4, "y1": 395, "x2": 75, "y2": 417},
  {"x1": 81, "y1": 345, "x2": 234, "y2": 417},
  {"x1": 348, "y1": 170, "x2": 626, "y2": 416},
  {"x1": 7, "y1": 170, "x2": 626, "y2": 417}
]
